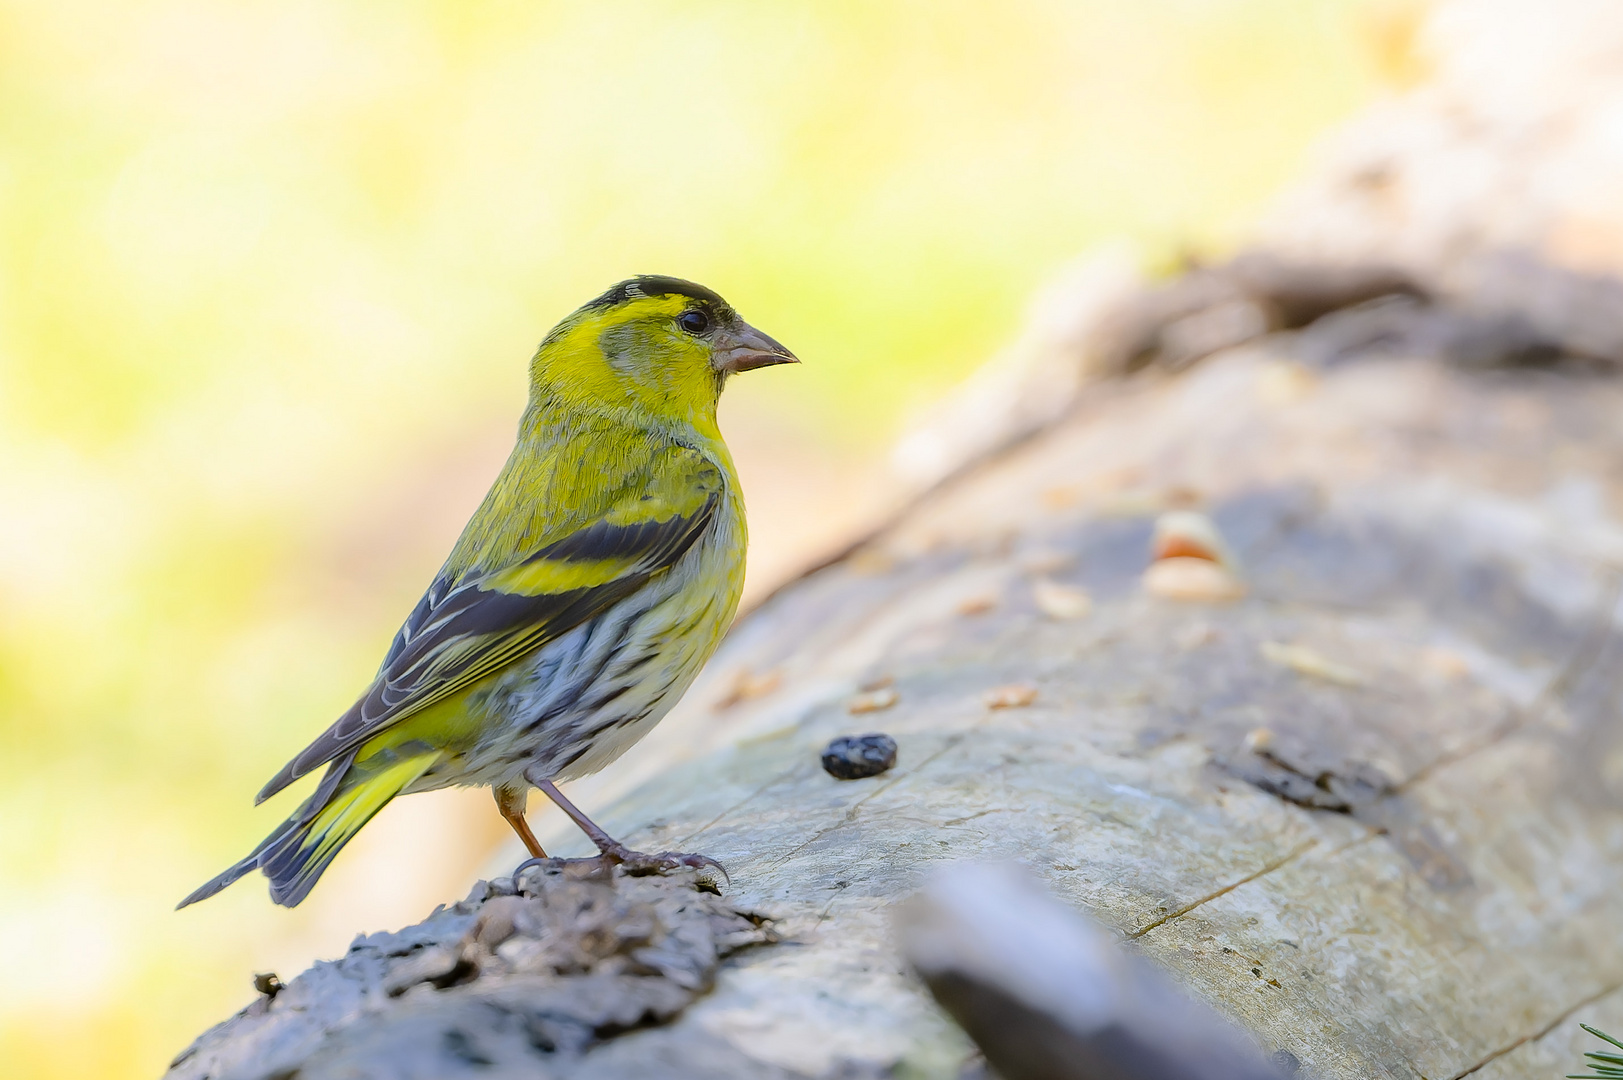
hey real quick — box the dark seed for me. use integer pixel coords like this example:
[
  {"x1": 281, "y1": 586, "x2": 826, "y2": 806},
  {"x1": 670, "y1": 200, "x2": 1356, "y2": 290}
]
[
  {"x1": 1270, "y1": 1049, "x2": 1302, "y2": 1074},
  {"x1": 822, "y1": 734, "x2": 898, "y2": 780},
  {"x1": 252, "y1": 972, "x2": 284, "y2": 998}
]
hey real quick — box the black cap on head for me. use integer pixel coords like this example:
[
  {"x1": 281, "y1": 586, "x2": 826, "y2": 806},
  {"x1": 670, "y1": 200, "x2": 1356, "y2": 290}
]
[{"x1": 586, "y1": 275, "x2": 729, "y2": 312}]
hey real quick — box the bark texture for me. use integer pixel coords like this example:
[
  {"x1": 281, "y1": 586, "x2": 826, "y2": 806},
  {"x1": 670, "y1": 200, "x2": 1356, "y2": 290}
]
[{"x1": 170, "y1": 867, "x2": 774, "y2": 1080}]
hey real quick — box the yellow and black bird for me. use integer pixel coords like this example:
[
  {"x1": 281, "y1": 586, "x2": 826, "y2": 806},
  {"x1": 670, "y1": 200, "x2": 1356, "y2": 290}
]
[{"x1": 180, "y1": 276, "x2": 796, "y2": 908}]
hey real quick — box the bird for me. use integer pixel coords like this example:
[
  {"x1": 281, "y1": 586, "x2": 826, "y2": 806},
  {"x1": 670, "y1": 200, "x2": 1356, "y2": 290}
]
[{"x1": 179, "y1": 276, "x2": 797, "y2": 908}]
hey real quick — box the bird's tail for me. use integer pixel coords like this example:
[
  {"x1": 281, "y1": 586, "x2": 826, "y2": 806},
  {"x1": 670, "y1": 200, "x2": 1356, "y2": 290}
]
[{"x1": 177, "y1": 747, "x2": 439, "y2": 909}]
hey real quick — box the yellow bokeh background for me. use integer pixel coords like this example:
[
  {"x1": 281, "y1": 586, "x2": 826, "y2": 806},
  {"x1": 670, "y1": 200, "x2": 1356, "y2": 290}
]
[{"x1": 0, "y1": 2, "x2": 1402, "y2": 1076}]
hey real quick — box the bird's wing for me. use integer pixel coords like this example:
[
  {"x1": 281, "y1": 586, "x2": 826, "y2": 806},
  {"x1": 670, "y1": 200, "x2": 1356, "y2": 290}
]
[{"x1": 256, "y1": 446, "x2": 723, "y2": 803}]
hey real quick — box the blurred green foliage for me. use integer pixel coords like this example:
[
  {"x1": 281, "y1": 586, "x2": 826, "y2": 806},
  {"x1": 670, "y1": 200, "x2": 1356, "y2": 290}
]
[{"x1": 0, "y1": 0, "x2": 1394, "y2": 1076}]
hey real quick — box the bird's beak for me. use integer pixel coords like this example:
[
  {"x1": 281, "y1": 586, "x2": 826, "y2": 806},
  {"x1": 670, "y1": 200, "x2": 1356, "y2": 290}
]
[{"x1": 713, "y1": 322, "x2": 799, "y2": 375}]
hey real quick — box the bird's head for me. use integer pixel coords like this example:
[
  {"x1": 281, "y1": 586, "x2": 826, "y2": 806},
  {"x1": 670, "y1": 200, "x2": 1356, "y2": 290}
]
[{"x1": 528, "y1": 276, "x2": 797, "y2": 434}]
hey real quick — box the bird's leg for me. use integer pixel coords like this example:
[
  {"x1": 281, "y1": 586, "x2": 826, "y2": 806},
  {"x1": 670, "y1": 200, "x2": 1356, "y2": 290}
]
[
  {"x1": 528, "y1": 774, "x2": 727, "y2": 880},
  {"x1": 533, "y1": 779, "x2": 622, "y2": 852},
  {"x1": 495, "y1": 784, "x2": 546, "y2": 858}
]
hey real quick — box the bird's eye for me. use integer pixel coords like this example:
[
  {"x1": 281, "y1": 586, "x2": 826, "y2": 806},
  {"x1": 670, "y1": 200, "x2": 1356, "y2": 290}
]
[{"x1": 677, "y1": 309, "x2": 711, "y2": 335}]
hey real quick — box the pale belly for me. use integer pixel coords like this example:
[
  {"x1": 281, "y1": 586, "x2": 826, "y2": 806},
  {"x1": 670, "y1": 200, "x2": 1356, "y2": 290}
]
[{"x1": 406, "y1": 506, "x2": 745, "y2": 795}]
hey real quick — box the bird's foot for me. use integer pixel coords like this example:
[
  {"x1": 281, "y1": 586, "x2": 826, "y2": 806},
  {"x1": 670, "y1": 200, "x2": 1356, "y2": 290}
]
[
  {"x1": 511, "y1": 854, "x2": 571, "y2": 880},
  {"x1": 510, "y1": 846, "x2": 728, "y2": 889},
  {"x1": 597, "y1": 842, "x2": 729, "y2": 882}
]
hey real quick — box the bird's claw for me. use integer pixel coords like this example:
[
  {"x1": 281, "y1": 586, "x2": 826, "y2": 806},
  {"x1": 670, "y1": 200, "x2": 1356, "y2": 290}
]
[
  {"x1": 599, "y1": 843, "x2": 730, "y2": 882},
  {"x1": 510, "y1": 847, "x2": 729, "y2": 889},
  {"x1": 511, "y1": 855, "x2": 564, "y2": 881}
]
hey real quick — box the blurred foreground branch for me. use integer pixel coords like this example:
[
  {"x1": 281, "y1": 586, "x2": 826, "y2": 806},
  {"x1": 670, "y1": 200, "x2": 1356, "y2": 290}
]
[{"x1": 898, "y1": 863, "x2": 1292, "y2": 1080}]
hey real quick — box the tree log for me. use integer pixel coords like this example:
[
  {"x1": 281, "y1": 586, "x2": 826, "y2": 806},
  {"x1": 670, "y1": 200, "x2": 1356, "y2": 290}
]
[{"x1": 170, "y1": 300, "x2": 1623, "y2": 1078}]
